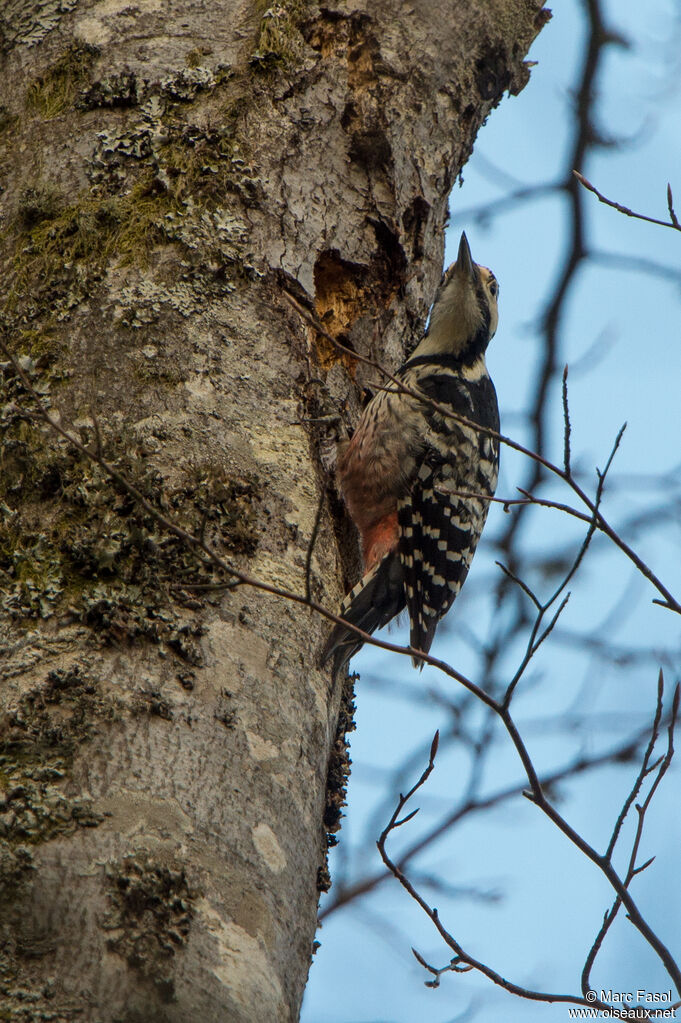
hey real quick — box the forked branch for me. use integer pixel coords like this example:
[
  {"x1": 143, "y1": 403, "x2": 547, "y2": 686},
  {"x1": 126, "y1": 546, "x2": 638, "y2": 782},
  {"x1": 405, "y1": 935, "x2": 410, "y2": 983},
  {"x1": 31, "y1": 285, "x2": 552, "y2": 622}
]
[{"x1": 379, "y1": 673, "x2": 680, "y2": 1010}]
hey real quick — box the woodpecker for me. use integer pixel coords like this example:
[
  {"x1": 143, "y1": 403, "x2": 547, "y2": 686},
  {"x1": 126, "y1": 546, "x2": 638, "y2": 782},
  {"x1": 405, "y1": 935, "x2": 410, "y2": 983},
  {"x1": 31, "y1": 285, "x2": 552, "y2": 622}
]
[{"x1": 323, "y1": 232, "x2": 500, "y2": 671}]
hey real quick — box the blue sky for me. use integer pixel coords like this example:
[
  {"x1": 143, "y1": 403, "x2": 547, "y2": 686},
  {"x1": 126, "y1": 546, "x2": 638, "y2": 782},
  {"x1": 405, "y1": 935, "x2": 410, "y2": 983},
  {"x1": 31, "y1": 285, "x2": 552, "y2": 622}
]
[{"x1": 303, "y1": 2, "x2": 681, "y2": 1020}]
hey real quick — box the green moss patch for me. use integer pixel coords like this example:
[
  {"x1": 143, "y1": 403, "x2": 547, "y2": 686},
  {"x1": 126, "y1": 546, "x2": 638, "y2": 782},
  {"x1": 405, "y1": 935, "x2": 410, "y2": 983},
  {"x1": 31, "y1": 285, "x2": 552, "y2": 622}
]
[
  {"x1": 250, "y1": 0, "x2": 310, "y2": 71},
  {"x1": 7, "y1": 117, "x2": 262, "y2": 321},
  {"x1": 26, "y1": 40, "x2": 100, "y2": 119},
  {"x1": 16, "y1": 184, "x2": 63, "y2": 229},
  {"x1": 7, "y1": 176, "x2": 175, "y2": 317}
]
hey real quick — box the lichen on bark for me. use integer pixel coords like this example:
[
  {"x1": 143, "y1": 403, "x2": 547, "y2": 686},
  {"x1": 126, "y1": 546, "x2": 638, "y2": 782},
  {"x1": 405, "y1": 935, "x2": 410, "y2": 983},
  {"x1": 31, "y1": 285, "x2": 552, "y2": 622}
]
[{"x1": 0, "y1": 0, "x2": 548, "y2": 1018}]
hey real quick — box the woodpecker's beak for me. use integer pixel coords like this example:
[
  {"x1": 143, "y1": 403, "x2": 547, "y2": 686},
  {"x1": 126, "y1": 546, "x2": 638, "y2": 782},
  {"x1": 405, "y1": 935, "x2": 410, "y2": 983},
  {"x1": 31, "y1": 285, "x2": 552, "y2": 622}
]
[{"x1": 456, "y1": 232, "x2": 475, "y2": 279}]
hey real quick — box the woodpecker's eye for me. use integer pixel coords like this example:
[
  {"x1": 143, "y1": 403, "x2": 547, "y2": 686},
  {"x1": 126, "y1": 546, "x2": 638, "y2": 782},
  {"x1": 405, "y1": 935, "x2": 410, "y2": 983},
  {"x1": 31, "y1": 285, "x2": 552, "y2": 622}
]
[{"x1": 488, "y1": 277, "x2": 499, "y2": 298}]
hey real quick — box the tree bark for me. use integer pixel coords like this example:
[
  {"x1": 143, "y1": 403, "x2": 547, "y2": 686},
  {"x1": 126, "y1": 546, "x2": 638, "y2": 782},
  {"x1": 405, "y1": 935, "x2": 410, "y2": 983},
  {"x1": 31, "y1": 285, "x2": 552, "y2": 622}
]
[{"x1": 0, "y1": 1, "x2": 547, "y2": 1019}]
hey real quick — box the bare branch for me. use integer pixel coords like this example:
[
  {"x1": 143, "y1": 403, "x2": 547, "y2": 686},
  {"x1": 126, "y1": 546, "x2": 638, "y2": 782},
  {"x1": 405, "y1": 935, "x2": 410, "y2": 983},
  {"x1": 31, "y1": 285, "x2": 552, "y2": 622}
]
[
  {"x1": 574, "y1": 170, "x2": 681, "y2": 232},
  {"x1": 2, "y1": 327, "x2": 679, "y2": 981},
  {"x1": 668, "y1": 183, "x2": 680, "y2": 228},
  {"x1": 284, "y1": 287, "x2": 681, "y2": 617},
  {"x1": 582, "y1": 673, "x2": 679, "y2": 995},
  {"x1": 562, "y1": 365, "x2": 572, "y2": 476},
  {"x1": 495, "y1": 561, "x2": 542, "y2": 610},
  {"x1": 605, "y1": 670, "x2": 665, "y2": 862},
  {"x1": 377, "y1": 739, "x2": 668, "y2": 1014},
  {"x1": 305, "y1": 484, "x2": 327, "y2": 604},
  {"x1": 321, "y1": 719, "x2": 665, "y2": 920}
]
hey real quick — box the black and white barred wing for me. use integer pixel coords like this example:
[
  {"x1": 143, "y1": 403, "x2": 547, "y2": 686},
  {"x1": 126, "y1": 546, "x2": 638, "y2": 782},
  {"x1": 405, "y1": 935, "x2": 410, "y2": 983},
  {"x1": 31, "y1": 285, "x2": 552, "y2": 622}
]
[{"x1": 398, "y1": 450, "x2": 496, "y2": 664}]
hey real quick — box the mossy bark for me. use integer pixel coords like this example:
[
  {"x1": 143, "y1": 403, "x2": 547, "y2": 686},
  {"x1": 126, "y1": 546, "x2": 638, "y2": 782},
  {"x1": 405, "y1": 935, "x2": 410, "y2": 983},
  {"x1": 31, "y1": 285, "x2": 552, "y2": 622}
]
[{"x1": 0, "y1": 1, "x2": 548, "y2": 1019}]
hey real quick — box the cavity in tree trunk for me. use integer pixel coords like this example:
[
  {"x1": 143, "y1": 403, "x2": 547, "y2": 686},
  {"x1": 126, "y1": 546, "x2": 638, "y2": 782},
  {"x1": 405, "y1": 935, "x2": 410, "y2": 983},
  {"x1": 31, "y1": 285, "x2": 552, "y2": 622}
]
[{"x1": 0, "y1": 1, "x2": 548, "y2": 1019}]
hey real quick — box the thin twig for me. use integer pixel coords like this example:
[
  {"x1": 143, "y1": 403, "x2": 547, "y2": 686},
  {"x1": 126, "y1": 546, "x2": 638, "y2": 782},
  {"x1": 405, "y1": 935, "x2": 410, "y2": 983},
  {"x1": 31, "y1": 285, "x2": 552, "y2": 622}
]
[
  {"x1": 2, "y1": 312, "x2": 679, "y2": 704},
  {"x1": 495, "y1": 561, "x2": 541, "y2": 610},
  {"x1": 668, "y1": 183, "x2": 680, "y2": 228},
  {"x1": 0, "y1": 331, "x2": 505, "y2": 708},
  {"x1": 582, "y1": 675, "x2": 680, "y2": 996},
  {"x1": 321, "y1": 712, "x2": 667, "y2": 919},
  {"x1": 562, "y1": 365, "x2": 571, "y2": 475},
  {"x1": 502, "y1": 425, "x2": 622, "y2": 709},
  {"x1": 305, "y1": 484, "x2": 328, "y2": 604},
  {"x1": 3, "y1": 251, "x2": 680, "y2": 998},
  {"x1": 574, "y1": 171, "x2": 681, "y2": 232},
  {"x1": 377, "y1": 737, "x2": 651, "y2": 1014},
  {"x1": 605, "y1": 670, "x2": 665, "y2": 862},
  {"x1": 283, "y1": 290, "x2": 681, "y2": 617}
]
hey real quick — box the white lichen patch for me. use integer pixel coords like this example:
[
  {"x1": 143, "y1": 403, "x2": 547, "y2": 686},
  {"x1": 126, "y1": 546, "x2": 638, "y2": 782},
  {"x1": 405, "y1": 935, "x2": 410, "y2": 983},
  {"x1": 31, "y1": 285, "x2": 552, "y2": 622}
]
[
  {"x1": 247, "y1": 414, "x2": 307, "y2": 470},
  {"x1": 205, "y1": 620, "x2": 271, "y2": 685},
  {"x1": 76, "y1": 0, "x2": 163, "y2": 45},
  {"x1": 198, "y1": 900, "x2": 285, "y2": 1015},
  {"x1": 184, "y1": 372, "x2": 216, "y2": 400},
  {"x1": 164, "y1": 202, "x2": 248, "y2": 262},
  {"x1": 245, "y1": 731, "x2": 280, "y2": 762},
  {"x1": 284, "y1": 475, "x2": 319, "y2": 538},
  {"x1": 251, "y1": 822, "x2": 286, "y2": 873},
  {"x1": 112, "y1": 278, "x2": 204, "y2": 325},
  {"x1": 5, "y1": 0, "x2": 79, "y2": 48}
]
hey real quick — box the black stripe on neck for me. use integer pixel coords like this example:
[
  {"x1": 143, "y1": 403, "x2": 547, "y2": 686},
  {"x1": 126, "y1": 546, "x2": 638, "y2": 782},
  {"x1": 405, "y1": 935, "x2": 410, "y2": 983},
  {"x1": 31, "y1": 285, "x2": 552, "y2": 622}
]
[
  {"x1": 405, "y1": 334, "x2": 489, "y2": 370},
  {"x1": 409, "y1": 274, "x2": 493, "y2": 368},
  {"x1": 404, "y1": 353, "x2": 467, "y2": 371},
  {"x1": 462, "y1": 320, "x2": 492, "y2": 365}
]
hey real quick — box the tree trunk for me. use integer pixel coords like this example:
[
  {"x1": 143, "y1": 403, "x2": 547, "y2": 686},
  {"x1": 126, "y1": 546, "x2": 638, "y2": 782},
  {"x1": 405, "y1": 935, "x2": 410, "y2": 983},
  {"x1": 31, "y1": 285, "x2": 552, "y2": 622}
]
[{"x1": 0, "y1": 1, "x2": 547, "y2": 1019}]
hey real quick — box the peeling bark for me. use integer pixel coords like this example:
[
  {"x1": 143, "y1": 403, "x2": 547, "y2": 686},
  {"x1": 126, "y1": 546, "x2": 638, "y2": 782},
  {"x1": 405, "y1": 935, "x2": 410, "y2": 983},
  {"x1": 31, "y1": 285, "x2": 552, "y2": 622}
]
[{"x1": 0, "y1": 0, "x2": 548, "y2": 1019}]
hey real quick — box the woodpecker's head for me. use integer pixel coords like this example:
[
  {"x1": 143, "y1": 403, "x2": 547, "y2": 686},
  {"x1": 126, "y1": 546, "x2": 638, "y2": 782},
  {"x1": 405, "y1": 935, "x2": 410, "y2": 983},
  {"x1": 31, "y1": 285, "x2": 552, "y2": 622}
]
[{"x1": 419, "y1": 232, "x2": 499, "y2": 364}]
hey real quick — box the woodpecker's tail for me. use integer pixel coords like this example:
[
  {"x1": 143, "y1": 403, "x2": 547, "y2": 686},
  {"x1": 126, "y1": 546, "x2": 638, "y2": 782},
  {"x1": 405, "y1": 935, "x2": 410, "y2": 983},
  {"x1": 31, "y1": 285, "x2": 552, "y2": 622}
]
[{"x1": 321, "y1": 553, "x2": 406, "y2": 675}]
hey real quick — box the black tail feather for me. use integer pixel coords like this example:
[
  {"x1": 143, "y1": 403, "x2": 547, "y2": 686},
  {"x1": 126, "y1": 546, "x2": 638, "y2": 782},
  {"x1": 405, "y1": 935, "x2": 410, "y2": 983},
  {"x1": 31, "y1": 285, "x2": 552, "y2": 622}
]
[
  {"x1": 408, "y1": 615, "x2": 439, "y2": 670},
  {"x1": 321, "y1": 553, "x2": 405, "y2": 674}
]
